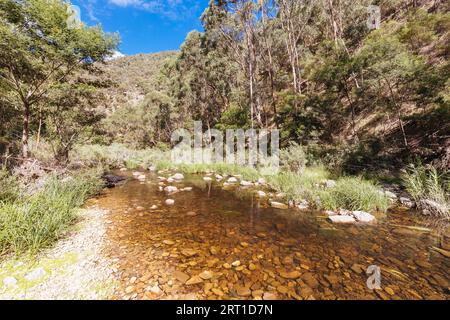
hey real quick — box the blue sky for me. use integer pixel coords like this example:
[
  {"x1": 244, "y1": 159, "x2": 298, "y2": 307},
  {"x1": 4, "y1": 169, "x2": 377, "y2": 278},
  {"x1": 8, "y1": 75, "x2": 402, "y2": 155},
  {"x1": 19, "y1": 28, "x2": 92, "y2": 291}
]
[{"x1": 72, "y1": 0, "x2": 210, "y2": 55}]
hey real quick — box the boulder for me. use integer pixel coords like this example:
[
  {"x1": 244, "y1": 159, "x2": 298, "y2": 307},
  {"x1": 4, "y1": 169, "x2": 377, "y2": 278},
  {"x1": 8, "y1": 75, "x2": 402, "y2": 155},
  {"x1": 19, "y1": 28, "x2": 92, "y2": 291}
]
[
  {"x1": 418, "y1": 199, "x2": 448, "y2": 216},
  {"x1": 328, "y1": 215, "x2": 356, "y2": 224},
  {"x1": 352, "y1": 211, "x2": 376, "y2": 223}
]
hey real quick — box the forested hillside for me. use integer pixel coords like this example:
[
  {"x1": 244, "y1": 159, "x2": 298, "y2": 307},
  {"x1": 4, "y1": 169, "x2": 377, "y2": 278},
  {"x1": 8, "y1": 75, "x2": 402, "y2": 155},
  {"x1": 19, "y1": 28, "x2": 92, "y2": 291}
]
[{"x1": 100, "y1": 0, "x2": 449, "y2": 173}]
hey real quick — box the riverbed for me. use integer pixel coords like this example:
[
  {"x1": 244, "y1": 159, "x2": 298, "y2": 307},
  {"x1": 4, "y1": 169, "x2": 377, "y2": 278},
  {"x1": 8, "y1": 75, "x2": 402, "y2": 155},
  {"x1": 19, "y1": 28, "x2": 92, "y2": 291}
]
[{"x1": 89, "y1": 170, "x2": 449, "y2": 300}]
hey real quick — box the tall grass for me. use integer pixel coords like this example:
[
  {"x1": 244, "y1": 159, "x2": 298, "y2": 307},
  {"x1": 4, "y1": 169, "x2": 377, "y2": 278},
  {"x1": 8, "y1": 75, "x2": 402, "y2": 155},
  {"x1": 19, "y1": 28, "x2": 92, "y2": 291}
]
[
  {"x1": 0, "y1": 169, "x2": 104, "y2": 255},
  {"x1": 402, "y1": 164, "x2": 449, "y2": 218}
]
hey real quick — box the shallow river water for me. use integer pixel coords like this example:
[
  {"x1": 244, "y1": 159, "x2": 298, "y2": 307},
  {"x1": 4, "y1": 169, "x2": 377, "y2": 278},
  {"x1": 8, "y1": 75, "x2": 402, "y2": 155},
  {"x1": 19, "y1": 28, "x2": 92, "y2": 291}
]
[{"x1": 87, "y1": 171, "x2": 449, "y2": 300}]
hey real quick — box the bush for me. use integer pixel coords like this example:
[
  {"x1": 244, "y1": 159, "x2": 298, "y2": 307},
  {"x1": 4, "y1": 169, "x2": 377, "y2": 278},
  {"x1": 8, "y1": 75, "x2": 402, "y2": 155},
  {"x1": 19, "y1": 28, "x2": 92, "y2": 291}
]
[
  {"x1": 280, "y1": 142, "x2": 307, "y2": 173},
  {"x1": 402, "y1": 164, "x2": 449, "y2": 218},
  {"x1": 0, "y1": 169, "x2": 104, "y2": 255},
  {"x1": 318, "y1": 176, "x2": 389, "y2": 212}
]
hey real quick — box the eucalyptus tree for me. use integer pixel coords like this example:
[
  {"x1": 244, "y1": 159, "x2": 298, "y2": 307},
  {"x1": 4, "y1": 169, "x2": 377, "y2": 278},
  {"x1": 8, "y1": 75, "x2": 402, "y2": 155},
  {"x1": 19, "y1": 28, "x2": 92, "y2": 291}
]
[{"x1": 0, "y1": 0, "x2": 118, "y2": 158}]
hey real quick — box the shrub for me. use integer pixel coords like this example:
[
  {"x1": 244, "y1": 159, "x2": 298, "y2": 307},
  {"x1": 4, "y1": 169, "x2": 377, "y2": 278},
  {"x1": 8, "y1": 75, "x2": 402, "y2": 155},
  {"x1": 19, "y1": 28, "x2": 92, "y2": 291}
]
[
  {"x1": 402, "y1": 164, "x2": 449, "y2": 218},
  {"x1": 0, "y1": 169, "x2": 104, "y2": 255},
  {"x1": 280, "y1": 142, "x2": 307, "y2": 173},
  {"x1": 0, "y1": 169, "x2": 19, "y2": 203}
]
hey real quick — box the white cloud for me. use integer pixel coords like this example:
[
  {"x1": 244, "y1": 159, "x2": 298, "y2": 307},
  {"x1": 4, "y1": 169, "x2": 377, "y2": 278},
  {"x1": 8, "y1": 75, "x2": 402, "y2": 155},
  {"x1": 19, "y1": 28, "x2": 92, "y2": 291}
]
[{"x1": 107, "y1": 0, "x2": 201, "y2": 20}]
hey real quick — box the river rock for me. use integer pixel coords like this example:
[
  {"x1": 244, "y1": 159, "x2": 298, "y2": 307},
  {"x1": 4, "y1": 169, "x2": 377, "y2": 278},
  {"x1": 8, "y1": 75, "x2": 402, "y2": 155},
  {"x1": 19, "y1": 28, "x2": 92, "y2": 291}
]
[
  {"x1": 418, "y1": 199, "x2": 448, "y2": 216},
  {"x1": 182, "y1": 187, "x2": 193, "y2": 191},
  {"x1": 279, "y1": 270, "x2": 301, "y2": 279},
  {"x1": 137, "y1": 175, "x2": 146, "y2": 181},
  {"x1": 164, "y1": 186, "x2": 178, "y2": 193},
  {"x1": 199, "y1": 270, "x2": 213, "y2": 280},
  {"x1": 350, "y1": 263, "x2": 365, "y2": 274},
  {"x1": 148, "y1": 165, "x2": 156, "y2": 171},
  {"x1": 352, "y1": 211, "x2": 376, "y2": 223},
  {"x1": 173, "y1": 271, "x2": 190, "y2": 284},
  {"x1": 270, "y1": 201, "x2": 288, "y2": 209},
  {"x1": 165, "y1": 199, "x2": 175, "y2": 205},
  {"x1": 25, "y1": 268, "x2": 46, "y2": 281},
  {"x1": 328, "y1": 215, "x2": 356, "y2": 224},
  {"x1": 150, "y1": 205, "x2": 158, "y2": 210},
  {"x1": 231, "y1": 260, "x2": 241, "y2": 267},
  {"x1": 212, "y1": 288, "x2": 224, "y2": 296},
  {"x1": 399, "y1": 197, "x2": 415, "y2": 208},
  {"x1": 132, "y1": 172, "x2": 141, "y2": 176},
  {"x1": 181, "y1": 249, "x2": 198, "y2": 257},
  {"x1": 257, "y1": 178, "x2": 266, "y2": 185},
  {"x1": 203, "y1": 177, "x2": 213, "y2": 182},
  {"x1": 186, "y1": 211, "x2": 197, "y2": 217},
  {"x1": 254, "y1": 191, "x2": 266, "y2": 198},
  {"x1": 240, "y1": 180, "x2": 253, "y2": 187},
  {"x1": 119, "y1": 168, "x2": 127, "y2": 172},
  {"x1": 171, "y1": 173, "x2": 184, "y2": 180},
  {"x1": 384, "y1": 190, "x2": 397, "y2": 199},
  {"x1": 186, "y1": 276, "x2": 203, "y2": 285},
  {"x1": 227, "y1": 177, "x2": 238, "y2": 184},
  {"x1": 297, "y1": 200, "x2": 309, "y2": 211},
  {"x1": 167, "y1": 178, "x2": 175, "y2": 183},
  {"x1": 3, "y1": 276, "x2": 17, "y2": 286}
]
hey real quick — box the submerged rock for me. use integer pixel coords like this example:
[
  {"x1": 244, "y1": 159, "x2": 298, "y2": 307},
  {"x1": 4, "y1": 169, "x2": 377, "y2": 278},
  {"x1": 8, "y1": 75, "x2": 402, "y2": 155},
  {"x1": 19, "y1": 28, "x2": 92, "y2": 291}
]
[
  {"x1": 165, "y1": 199, "x2": 175, "y2": 206},
  {"x1": 270, "y1": 201, "x2": 288, "y2": 209}
]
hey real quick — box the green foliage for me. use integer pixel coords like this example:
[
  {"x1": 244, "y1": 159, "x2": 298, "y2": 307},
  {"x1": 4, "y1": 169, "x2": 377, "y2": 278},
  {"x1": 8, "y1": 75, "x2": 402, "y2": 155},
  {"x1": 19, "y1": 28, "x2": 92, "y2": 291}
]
[
  {"x1": 0, "y1": 169, "x2": 104, "y2": 255},
  {"x1": 280, "y1": 142, "x2": 308, "y2": 173},
  {"x1": 402, "y1": 163, "x2": 449, "y2": 218},
  {"x1": 0, "y1": 169, "x2": 19, "y2": 202}
]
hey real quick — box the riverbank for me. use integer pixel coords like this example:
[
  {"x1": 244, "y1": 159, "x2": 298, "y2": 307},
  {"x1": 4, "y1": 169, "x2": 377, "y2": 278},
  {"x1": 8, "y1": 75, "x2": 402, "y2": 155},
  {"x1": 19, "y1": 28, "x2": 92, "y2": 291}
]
[{"x1": 0, "y1": 207, "x2": 115, "y2": 299}]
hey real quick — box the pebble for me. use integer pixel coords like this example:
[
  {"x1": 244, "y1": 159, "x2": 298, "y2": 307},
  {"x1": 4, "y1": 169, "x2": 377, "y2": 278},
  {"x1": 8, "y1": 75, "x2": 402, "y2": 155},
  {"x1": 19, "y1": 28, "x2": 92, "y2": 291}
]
[{"x1": 165, "y1": 199, "x2": 175, "y2": 205}]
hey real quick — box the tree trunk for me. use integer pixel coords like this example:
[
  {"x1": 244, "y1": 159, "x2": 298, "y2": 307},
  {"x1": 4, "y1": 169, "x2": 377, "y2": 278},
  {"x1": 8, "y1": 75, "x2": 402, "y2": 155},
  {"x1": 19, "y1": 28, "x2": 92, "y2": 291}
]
[{"x1": 22, "y1": 101, "x2": 30, "y2": 159}]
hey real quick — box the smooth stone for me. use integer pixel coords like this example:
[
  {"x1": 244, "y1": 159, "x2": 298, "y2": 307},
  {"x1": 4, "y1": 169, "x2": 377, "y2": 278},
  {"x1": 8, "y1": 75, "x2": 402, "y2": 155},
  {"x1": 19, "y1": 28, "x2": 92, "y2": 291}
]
[
  {"x1": 231, "y1": 260, "x2": 241, "y2": 267},
  {"x1": 132, "y1": 172, "x2": 141, "y2": 176},
  {"x1": 181, "y1": 249, "x2": 198, "y2": 257},
  {"x1": 164, "y1": 186, "x2": 178, "y2": 193},
  {"x1": 199, "y1": 270, "x2": 213, "y2": 280},
  {"x1": 328, "y1": 215, "x2": 356, "y2": 224},
  {"x1": 150, "y1": 205, "x2": 158, "y2": 210},
  {"x1": 186, "y1": 211, "x2": 197, "y2": 217},
  {"x1": 227, "y1": 177, "x2": 238, "y2": 184},
  {"x1": 352, "y1": 211, "x2": 376, "y2": 223},
  {"x1": 182, "y1": 187, "x2": 193, "y2": 191},
  {"x1": 263, "y1": 292, "x2": 278, "y2": 300},
  {"x1": 137, "y1": 175, "x2": 146, "y2": 180},
  {"x1": 173, "y1": 271, "x2": 190, "y2": 284},
  {"x1": 215, "y1": 174, "x2": 223, "y2": 180},
  {"x1": 171, "y1": 173, "x2": 184, "y2": 180},
  {"x1": 136, "y1": 206, "x2": 145, "y2": 211},
  {"x1": 240, "y1": 180, "x2": 253, "y2": 187},
  {"x1": 256, "y1": 191, "x2": 267, "y2": 197},
  {"x1": 165, "y1": 199, "x2": 175, "y2": 205},
  {"x1": 203, "y1": 177, "x2": 213, "y2": 181},
  {"x1": 236, "y1": 286, "x2": 251, "y2": 297},
  {"x1": 279, "y1": 270, "x2": 301, "y2": 279},
  {"x1": 186, "y1": 276, "x2": 204, "y2": 285},
  {"x1": 384, "y1": 190, "x2": 397, "y2": 199},
  {"x1": 325, "y1": 210, "x2": 338, "y2": 216},
  {"x1": 119, "y1": 168, "x2": 127, "y2": 172},
  {"x1": 24, "y1": 268, "x2": 46, "y2": 281},
  {"x1": 3, "y1": 277, "x2": 17, "y2": 286},
  {"x1": 257, "y1": 178, "x2": 266, "y2": 185},
  {"x1": 270, "y1": 201, "x2": 288, "y2": 209},
  {"x1": 385, "y1": 287, "x2": 395, "y2": 295},
  {"x1": 276, "y1": 286, "x2": 288, "y2": 294}
]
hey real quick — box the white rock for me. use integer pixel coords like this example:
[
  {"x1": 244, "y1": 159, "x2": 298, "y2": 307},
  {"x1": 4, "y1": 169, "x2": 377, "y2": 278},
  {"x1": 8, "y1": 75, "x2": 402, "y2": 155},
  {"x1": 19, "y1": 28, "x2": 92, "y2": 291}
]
[
  {"x1": 400, "y1": 197, "x2": 414, "y2": 208},
  {"x1": 3, "y1": 276, "x2": 17, "y2": 286},
  {"x1": 132, "y1": 172, "x2": 141, "y2": 176},
  {"x1": 158, "y1": 176, "x2": 167, "y2": 181},
  {"x1": 328, "y1": 215, "x2": 356, "y2": 224},
  {"x1": 147, "y1": 285, "x2": 162, "y2": 295},
  {"x1": 167, "y1": 178, "x2": 175, "y2": 183},
  {"x1": 171, "y1": 173, "x2": 184, "y2": 180},
  {"x1": 25, "y1": 268, "x2": 46, "y2": 281},
  {"x1": 240, "y1": 180, "x2": 253, "y2": 187},
  {"x1": 256, "y1": 191, "x2": 267, "y2": 197},
  {"x1": 148, "y1": 166, "x2": 156, "y2": 171},
  {"x1": 150, "y1": 205, "x2": 158, "y2": 210},
  {"x1": 182, "y1": 187, "x2": 193, "y2": 191},
  {"x1": 352, "y1": 211, "x2": 376, "y2": 223},
  {"x1": 215, "y1": 174, "x2": 223, "y2": 180},
  {"x1": 257, "y1": 178, "x2": 266, "y2": 185},
  {"x1": 324, "y1": 210, "x2": 338, "y2": 216},
  {"x1": 158, "y1": 186, "x2": 163, "y2": 191},
  {"x1": 203, "y1": 177, "x2": 213, "y2": 182},
  {"x1": 297, "y1": 201, "x2": 309, "y2": 211},
  {"x1": 164, "y1": 186, "x2": 178, "y2": 193},
  {"x1": 384, "y1": 190, "x2": 397, "y2": 199},
  {"x1": 275, "y1": 193, "x2": 285, "y2": 198},
  {"x1": 137, "y1": 175, "x2": 146, "y2": 181},
  {"x1": 165, "y1": 199, "x2": 175, "y2": 206},
  {"x1": 227, "y1": 177, "x2": 238, "y2": 184}
]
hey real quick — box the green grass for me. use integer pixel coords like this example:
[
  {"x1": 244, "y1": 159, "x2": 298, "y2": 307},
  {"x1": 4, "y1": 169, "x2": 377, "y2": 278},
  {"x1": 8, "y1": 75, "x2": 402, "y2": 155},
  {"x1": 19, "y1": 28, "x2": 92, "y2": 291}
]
[
  {"x1": 267, "y1": 168, "x2": 389, "y2": 212},
  {"x1": 402, "y1": 164, "x2": 449, "y2": 218},
  {"x1": 0, "y1": 169, "x2": 104, "y2": 255}
]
